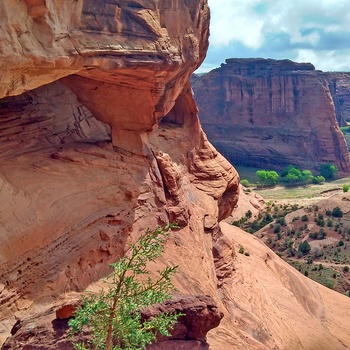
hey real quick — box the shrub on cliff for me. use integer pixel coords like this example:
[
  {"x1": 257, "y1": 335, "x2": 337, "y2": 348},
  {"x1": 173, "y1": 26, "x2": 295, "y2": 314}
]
[{"x1": 69, "y1": 224, "x2": 179, "y2": 350}]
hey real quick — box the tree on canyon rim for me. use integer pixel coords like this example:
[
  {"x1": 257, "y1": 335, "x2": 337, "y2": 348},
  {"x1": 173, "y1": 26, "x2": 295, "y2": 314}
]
[{"x1": 69, "y1": 223, "x2": 180, "y2": 350}]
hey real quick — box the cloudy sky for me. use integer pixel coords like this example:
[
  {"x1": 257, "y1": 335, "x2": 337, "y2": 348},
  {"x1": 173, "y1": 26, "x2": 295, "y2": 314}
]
[{"x1": 198, "y1": 0, "x2": 350, "y2": 72}]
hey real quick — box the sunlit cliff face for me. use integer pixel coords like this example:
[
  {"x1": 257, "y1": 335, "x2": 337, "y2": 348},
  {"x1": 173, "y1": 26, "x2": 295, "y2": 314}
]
[
  {"x1": 0, "y1": 0, "x2": 239, "y2": 321},
  {"x1": 1, "y1": 0, "x2": 210, "y2": 137}
]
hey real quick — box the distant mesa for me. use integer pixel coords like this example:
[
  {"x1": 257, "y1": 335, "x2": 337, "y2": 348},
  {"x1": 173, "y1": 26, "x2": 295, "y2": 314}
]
[
  {"x1": 192, "y1": 58, "x2": 350, "y2": 176},
  {"x1": 222, "y1": 58, "x2": 316, "y2": 74}
]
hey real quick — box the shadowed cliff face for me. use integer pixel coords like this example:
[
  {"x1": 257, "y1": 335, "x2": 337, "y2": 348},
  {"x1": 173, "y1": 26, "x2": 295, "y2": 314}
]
[{"x1": 192, "y1": 58, "x2": 350, "y2": 175}]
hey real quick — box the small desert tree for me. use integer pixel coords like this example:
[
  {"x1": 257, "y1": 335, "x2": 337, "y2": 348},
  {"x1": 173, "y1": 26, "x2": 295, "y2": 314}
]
[
  {"x1": 298, "y1": 240, "x2": 311, "y2": 255},
  {"x1": 320, "y1": 163, "x2": 338, "y2": 180},
  {"x1": 69, "y1": 224, "x2": 180, "y2": 350}
]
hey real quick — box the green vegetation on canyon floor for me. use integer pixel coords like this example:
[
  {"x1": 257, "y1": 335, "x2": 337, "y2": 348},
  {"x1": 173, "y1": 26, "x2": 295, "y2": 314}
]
[
  {"x1": 240, "y1": 163, "x2": 338, "y2": 189},
  {"x1": 233, "y1": 172, "x2": 350, "y2": 296}
]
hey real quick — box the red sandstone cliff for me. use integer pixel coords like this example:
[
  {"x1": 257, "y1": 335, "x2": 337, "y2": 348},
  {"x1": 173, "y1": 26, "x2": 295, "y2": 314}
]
[
  {"x1": 192, "y1": 58, "x2": 350, "y2": 175},
  {"x1": 0, "y1": 0, "x2": 239, "y2": 347},
  {"x1": 1, "y1": 2, "x2": 350, "y2": 350},
  {"x1": 326, "y1": 72, "x2": 350, "y2": 126}
]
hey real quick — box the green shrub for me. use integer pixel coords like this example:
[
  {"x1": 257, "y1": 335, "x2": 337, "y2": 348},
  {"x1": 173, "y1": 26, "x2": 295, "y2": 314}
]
[
  {"x1": 69, "y1": 224, "x2": 179, "y2": 350},
  {"x1": 298, "y1": 241, "x2": 311, "y2": 255},
  {"x1": 276, "y1": 216, "x2": 286, "y2": 226},
  {"x1": 309, "y1": 232, "x2": 318, "y2": 239},
  {"x1": 343, "y1": 184, "x2": 350, "y2": 193},
  {"x1": 318, "y1": 229, "x2": 327, "y2": 239},
  {"x1": 311, "y1": 175, "x2": 325, "y2": 184},
  {"x1": 344, "y1": 266, "x2": 349, "y2": 273},
  {"x1": 332, "y1": 207, "x2": 343, "y2": 218},
  {"x1": 307, "y1": 256, "x2": 313, "y2": 264},
  {"x1": 245, "y1": 210, "x2": 252, "y2": 218},
  {"x1": 265, "y1": 213, "x2": 273, "y2": 222},
  {"x1": 301, "y1": 215, "x2": 309, "y2": 222},
  {"x1": 273, "y1": 224, "x2": 281, "y2": 233},
  {"x1": 256, "y1": 170, "x2": 279, "y2": 186},
  {"x1": 320, "y1": 163, "x2": 338, "y2": 180},
  {"x1": 240, "y1": 179, "x2": 250, "y2": 187},
  {"x1": 251, "y1": 220, "x2": 260, "y2": 231}
]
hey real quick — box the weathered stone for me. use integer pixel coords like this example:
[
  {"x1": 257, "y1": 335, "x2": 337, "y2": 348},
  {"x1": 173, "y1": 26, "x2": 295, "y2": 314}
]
[
  {"x1": 2, "y1": 295, "x2": 222, "y2": 350},
  {"x1": 1, "y1": 2, "x2": 350, "y2": 350},
  {"x1": 142, "y1": 294, "x2": 223, "y2": 342},
  {"x1": 56, "y1": 300, "x2": 81, "y2": 320},
  {"x1": 0, "y1": 1, "x2": 241, "y2": 347},
  {"x1": 192, "y1": 58, "x2": 350, "y2": 175}
]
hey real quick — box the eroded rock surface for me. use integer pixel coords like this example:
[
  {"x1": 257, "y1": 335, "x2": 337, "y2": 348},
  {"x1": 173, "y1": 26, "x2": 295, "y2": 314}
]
[
  {"x1": 326, "y1": 72, "x2": 350, "y2": 126},
  {"x1": 192, "y1": 58, "x2": 350, "y2": 175},
  {"x1": 0, "y1": 2, "x2": 241, "y2": 346},
  {"x1": 1, "y1": 2, "x2": 350, "y2": 350},
  {"x1": 208, "y1": 223, "x2": 350, "y2": 350},
  {"x1": 2, "y1": 294, "x2": 222, "y2": 350}
]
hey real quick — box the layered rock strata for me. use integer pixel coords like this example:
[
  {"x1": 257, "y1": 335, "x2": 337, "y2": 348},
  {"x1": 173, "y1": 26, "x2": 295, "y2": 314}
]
[
  {"x1": 192, "y1": 58, "x2": 350, "y2": 175},
  {"x1": 1, "y1": 2, "x2": 350, "y2": 350},
  {"x1": 326, "y1": 72, "x2": 350, "y2": 126},
  {"x1": 0, "y1": 0, "x2": 240, "y2": 347}
]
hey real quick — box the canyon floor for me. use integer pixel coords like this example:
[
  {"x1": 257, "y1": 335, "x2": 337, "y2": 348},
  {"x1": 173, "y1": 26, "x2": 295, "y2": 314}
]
[{"x1": 231, "y1": 170, "x2": 350, "y2": 297}]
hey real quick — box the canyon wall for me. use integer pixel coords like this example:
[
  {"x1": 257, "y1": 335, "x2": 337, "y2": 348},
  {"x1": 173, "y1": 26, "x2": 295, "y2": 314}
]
[
  {"x1": 327, "y1": 72, "x2": 350, "y2": 126},
  {"x1": 0, "y1": 0, "x2": 239, "y2": 346},
  {"x1": 1, "y1": 2, "x2": 350, "y2": 350},
  {"x1": 192, "y1": 58, "x2": 350, "y2": 175}
]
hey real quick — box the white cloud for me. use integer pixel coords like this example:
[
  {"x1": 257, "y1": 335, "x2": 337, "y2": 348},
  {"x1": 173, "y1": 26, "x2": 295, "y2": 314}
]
[
  {"x1": 204, "y1": 0, "x2": 350, "y2": 72},
  {"x1": 209, "y1": 0, "x2": 265, "y2": 48}
]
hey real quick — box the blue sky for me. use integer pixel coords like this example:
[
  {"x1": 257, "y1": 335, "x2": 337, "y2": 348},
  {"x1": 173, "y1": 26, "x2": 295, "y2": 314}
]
[{"x1": 198, "y1": 0, "x2": 350, "y2": 72}]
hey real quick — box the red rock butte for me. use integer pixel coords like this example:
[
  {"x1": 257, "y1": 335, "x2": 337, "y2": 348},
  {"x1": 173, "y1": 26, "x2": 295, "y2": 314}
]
[
  {"x1": 192, "y1": 58, "x2": 350, "y2": 176},
  {"x1": 1, "y1": 2, "x2": 350, "y2": 350}
]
